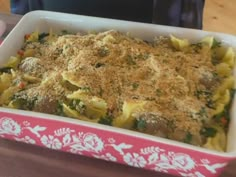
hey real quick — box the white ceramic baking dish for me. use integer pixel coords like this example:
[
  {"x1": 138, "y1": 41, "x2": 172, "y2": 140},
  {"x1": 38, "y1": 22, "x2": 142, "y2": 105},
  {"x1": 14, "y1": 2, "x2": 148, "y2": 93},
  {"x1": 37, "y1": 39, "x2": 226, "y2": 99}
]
[{"x1": 0, "y1": 11, "x2": 235, "y2": 177}]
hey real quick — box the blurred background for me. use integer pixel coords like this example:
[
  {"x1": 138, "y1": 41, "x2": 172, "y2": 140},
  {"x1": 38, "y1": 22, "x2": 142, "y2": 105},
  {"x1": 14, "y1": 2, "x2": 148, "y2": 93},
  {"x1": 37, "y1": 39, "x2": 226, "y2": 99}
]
[{"x1": 0, "y1": 0, "x2": 235, "y2": 35}]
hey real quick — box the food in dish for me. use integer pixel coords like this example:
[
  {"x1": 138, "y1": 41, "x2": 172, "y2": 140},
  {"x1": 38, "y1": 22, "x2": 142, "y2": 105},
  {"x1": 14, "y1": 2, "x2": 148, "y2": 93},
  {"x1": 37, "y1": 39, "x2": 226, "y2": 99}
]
[{"x1": 0, "y1": 30, "x2": 234, "y2": 151}]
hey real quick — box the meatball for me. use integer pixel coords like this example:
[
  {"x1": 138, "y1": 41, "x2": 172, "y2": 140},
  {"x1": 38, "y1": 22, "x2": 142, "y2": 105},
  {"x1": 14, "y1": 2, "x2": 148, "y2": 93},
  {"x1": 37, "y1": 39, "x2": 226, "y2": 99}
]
[
  {"x1": 134, "y1": 112, "x2": 170, "y2": 138},
  {"x1": 33, "y1": 96, "x2": 58, "y2": 114},
  {"x1": 134, "y1": 112, "x2": 203, "y2": 146},
  {"x1": 19, "y1": 57, "x2": 45, "y2": 77}
]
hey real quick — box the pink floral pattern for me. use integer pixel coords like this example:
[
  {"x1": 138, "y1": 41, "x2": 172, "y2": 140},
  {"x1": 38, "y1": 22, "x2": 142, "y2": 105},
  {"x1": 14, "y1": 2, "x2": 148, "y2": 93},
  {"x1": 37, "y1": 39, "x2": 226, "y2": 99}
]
[
  {"x1": 80, "y1": 133, "x2": 104, "y2": 152},
  {"x1": 124, "y1": 153, "x2": 147, "y2": 167},
  {"x1": 15, "y1": 136, "x2": 36, "y2": 144},
  {"x1": 93, "y1": 153, "x2": 117, "y2": 161},
  {"x1": 0, "y1": 117, "x2": 21, "y2": 135},
  {"x1": 41, "y1": 135, "x2": 62, "y2": 150},
  {"x1": 0, "y1": 112, "x2": 235, "y2": 177}
]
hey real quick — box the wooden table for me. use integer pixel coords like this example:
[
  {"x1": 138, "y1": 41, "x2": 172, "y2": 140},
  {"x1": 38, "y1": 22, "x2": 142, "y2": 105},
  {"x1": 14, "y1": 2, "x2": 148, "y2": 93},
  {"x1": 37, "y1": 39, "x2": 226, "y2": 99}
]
[{"x1": 0, "y1": 12, "x2": 236, "y2": 177}]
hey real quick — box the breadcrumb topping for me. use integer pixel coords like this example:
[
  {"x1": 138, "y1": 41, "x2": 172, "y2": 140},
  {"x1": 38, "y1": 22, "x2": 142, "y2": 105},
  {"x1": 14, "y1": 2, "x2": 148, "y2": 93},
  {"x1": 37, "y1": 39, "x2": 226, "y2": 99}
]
[{"x1": 14, "y1": 30, "x2": 221, "y2": 143}]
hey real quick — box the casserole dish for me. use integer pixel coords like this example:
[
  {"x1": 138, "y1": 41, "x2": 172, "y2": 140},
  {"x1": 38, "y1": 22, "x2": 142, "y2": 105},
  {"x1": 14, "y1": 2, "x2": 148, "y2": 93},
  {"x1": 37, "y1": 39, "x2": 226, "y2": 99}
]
[
  {"x1": 0, "y1": 20, "x2": 6, "y2": 37},
  {"x1": 0, "y1": 11, "x2": 235, "y2": 177}
]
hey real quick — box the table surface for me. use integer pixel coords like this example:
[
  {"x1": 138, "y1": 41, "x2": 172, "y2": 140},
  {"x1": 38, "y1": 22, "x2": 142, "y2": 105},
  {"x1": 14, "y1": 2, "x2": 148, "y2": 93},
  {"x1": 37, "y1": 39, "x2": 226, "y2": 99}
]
[{"x1": 0, "y1": 12, "x2": 236, "y2": 177}]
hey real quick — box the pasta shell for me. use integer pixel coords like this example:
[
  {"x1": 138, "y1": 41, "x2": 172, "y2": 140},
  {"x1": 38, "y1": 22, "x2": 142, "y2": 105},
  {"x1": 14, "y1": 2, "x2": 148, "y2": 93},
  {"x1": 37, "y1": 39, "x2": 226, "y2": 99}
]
[
  {"x1": 219, "y1": 89, "x2": 230, "y2": 105},
  {"x1": 212, "y1": 103, "x2": 225, "y2": 116},
  {"x1": 201, "y1": 36, "x2": 214, "y2": 48},
  {"x1": 170, "y1": 35, "x2": 189, "y2": 51},
  {"x1": 216, "y1": 63, "x2": 231, "y2": 77},
  {"x1": 223, "y1": 47, "x2": 235, "y2": 68}
]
